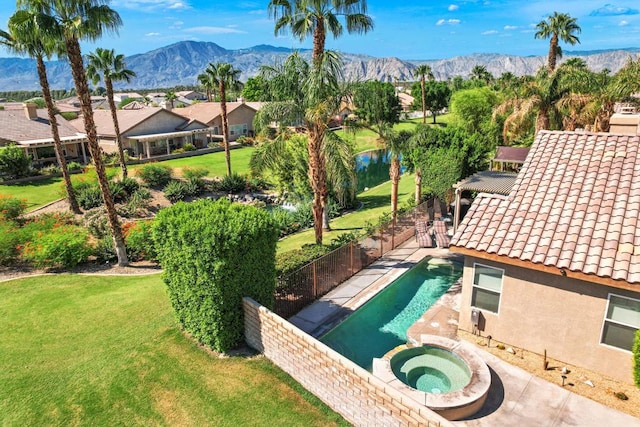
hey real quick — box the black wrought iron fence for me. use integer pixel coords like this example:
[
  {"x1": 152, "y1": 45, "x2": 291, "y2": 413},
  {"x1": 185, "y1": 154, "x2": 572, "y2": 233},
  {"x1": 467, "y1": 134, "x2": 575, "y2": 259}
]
[{"x1": 273, "y1": 201, "x2": 431, "y2": 318}]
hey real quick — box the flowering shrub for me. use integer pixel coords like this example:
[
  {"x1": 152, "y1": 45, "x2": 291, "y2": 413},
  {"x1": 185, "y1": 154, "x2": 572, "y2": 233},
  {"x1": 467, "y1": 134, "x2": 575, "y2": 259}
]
[
  {"x1": 123, "y1": 220, "x2": 156, "y2": 261},
  {"x1": 0, "y1": 221, "x2": 19, "y2": 264},
  {"x1": 21, "y1": 224, "x2": 92, "y2": 268},
  {"x1": 0, "y1": 194, "x2": 27, "y2": 221}
]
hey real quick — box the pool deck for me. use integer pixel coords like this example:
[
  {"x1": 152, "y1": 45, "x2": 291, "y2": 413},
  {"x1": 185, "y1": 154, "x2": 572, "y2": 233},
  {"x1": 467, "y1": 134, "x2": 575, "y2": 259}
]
[{"x1": 289, "y1": 240, "x2": 640, "y2": 427}]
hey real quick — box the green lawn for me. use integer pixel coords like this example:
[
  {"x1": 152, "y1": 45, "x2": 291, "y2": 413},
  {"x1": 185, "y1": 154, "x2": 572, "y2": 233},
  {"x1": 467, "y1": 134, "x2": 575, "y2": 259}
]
[
  {"x1": 0, "y1": 148, "x2": 256, "y2": 210},
  {"x1": 0, "y1": 274, "x2": 346, "y2": 426},
  {"x1": 277, "y1": 173, "x2": 416, "y2": 252},
  {"x1": 128, "y1": 146, "x2": 256, "y2": 178}
]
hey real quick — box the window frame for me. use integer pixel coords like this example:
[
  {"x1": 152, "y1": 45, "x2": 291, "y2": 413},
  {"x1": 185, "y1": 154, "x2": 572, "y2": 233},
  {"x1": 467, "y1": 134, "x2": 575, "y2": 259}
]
[
  {"x1": 599, "y1": 293, "x2": 640, "y2": 353},
  {"x1": 471, "y1": 262, "x2": 504, "y2": 314}
]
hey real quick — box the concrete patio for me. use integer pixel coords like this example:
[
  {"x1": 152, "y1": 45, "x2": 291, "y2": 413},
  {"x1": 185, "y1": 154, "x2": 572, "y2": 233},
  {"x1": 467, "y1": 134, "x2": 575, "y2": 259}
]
[{"x1": 288, "y1": 240, "x2": 640, "y2": 427}]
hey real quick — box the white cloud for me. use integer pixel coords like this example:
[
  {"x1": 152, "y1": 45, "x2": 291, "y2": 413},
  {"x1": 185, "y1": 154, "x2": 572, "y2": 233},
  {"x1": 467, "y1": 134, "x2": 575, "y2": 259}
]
[
  {"x1": 112, "y1": 0, "x2": 191, "y2": 12},
  {"x1": 436, "y1": 18, "x2": 461, "y2": 26},
  {"x1": 145, "y1": 32, "x2": 161, "y2": 37},
  {"x1": 482, "y1": 30, "x2": 498, "y2": 35},
  {"x1": 183, "y1": 26, "x2": 246, "y2": 35},
  {"x1": 504, "y1": 25, "x2": 518, "y2": 30},
  {"x1": 619, "y1": 20, "x2": 629, "y2": 26},
  {"x1": 448, "y1": 4, "x2": 459, "y2": 11}
]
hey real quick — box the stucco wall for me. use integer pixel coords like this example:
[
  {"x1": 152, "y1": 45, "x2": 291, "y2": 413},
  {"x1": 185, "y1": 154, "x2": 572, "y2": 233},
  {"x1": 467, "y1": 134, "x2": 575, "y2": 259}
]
[
  {"x1": 243, "y1": 297, "x2": 452, "y2": 427},
  {"x1": 209, "y1": 105, "x2": 255, "y2": 141},
  {"x1": 458, "y1": 256, "x2": 637, "y2": 383}
]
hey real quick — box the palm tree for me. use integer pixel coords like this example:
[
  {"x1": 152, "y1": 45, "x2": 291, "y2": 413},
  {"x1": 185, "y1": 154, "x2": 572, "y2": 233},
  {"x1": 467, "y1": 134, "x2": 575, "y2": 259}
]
[
  {"x1": 202, "y1": 62, "x2": 242, "y2": 176},
  {"x1": 19, "y1": 0, "x2": 128, "y2": 266},
  {"x1": 164, "y1": 91, "x2": 177, "y2": 109},
  {"x1": 86, "y1": 47, "x2": 136, "y2": 179},
  {"x1": 268, "y1": 0, "x2": 373, "y2": 244},
  {"x1": 535, "y1": 12, "x2": 581, "y2": 72},
  {"x1": 413, "y1": 64, "x2": 433, "y2": 124},
  {"x1": 2, "y1": 10, "x2": 80, "y2": 214},
  {"x1": 197, "y1": 71, "x2": 215, "y2": 102},
  {"x1": 387, "y1": 130, "x2": 412, "y2": 221},
  {"x1": 470, "y1": 65, "x2": 493, "y2": 85}
]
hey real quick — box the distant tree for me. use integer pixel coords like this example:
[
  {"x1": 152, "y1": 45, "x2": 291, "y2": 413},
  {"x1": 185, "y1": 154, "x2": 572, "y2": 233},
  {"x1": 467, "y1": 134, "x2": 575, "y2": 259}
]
[
  {"x1": 412, "y1": 80, "x2": 450, "y2": 124},
  {"x1": 470, "y1": 65, "x2": 493, "y2": 86},
  {"x1": 351, "y1": 80, "x2": 401, "y2": 138},
  {"x1": 196, "y1": 70, "x2": 215, "y2": 102},
  {"x1": 86, "y1": 47, "x2": 136, "y2": 178},
  {"x1": 164, "y1": 91, "x2": 177, "y2": 108},
  {"x1": 241, "y1": 76, "x2": 270, "y2": 101},
  {"x1": 535, "y1": 12, "x2": 581, "y2": 72},
  {"x1": 450, "y1": 86, "x2": 498, "y2": 134},
  {"x1": 413, "y1": 64, "x2": 434, "y2": 123}
]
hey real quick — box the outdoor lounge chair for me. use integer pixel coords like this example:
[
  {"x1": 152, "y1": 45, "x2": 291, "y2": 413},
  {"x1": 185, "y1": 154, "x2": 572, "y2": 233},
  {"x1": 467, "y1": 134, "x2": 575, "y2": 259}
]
[
  {"x1": 432, "y1": 220, "x2": 451, "y2": 248},
  {"x1": 432, "y1": 220, "x2": 451, "y2": 247},
  {"x1": 415, "y1": 220, "x2": 433, "y2": 248}
]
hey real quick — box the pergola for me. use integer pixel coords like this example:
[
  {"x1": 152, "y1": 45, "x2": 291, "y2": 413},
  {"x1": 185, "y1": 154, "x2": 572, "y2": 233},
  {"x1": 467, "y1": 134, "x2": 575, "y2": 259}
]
[{"x1": 452, "y1": 171, "x2": 518, "y2": 232}]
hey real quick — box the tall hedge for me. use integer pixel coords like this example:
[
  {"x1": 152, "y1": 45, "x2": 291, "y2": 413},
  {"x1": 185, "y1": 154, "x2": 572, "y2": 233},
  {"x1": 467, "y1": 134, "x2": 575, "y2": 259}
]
[
  {"x1": 634, "y1": 328, "x2": 640, "y2": 388},
  {"x1": 153, "y1": 198, "x2": 278, "y2": 352}
]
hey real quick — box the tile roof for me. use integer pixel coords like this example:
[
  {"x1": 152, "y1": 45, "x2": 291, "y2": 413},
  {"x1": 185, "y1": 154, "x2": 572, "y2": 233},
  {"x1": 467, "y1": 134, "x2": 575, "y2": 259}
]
[
  {"x1": 450, "y1": 130, "x2": 640, "y2": 284},
  {"x1": 177, "y1": 102, "x2": 256, "y2": 124},
  {"x1": 0, "y1": 108, "x2": 81, "y2": 143}
]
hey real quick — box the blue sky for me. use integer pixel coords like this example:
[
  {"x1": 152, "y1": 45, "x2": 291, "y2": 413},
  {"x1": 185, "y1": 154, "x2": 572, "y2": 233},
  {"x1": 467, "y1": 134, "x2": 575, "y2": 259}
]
[{"x1": 0, "y1": 1, "x2": 639, "y2": 59}]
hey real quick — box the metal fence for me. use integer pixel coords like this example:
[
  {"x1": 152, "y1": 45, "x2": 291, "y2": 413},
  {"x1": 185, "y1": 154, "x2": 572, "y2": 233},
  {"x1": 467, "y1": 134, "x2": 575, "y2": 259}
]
[{"x1": 273, "y1": 201, "x2": 431, "y2": 318}]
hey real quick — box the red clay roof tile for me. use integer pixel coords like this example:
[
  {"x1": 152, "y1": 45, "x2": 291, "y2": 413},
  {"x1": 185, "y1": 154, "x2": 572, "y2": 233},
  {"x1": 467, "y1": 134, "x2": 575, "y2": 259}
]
[{"x1": 450, "y1": 130, "x2": 640, "y2": 285}]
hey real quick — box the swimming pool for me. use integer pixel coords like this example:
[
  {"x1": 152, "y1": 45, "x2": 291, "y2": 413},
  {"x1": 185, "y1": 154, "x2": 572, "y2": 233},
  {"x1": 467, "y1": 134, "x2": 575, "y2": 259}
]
[{"x1": 320, "y1": 257, "x2": 462, "y2": 370}]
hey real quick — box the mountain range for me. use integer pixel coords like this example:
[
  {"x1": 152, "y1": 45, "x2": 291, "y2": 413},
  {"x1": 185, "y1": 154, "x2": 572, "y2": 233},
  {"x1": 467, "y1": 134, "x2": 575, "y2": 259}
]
[{"x1": 0, "y1": 41, "x2": 639, "y2": 92}]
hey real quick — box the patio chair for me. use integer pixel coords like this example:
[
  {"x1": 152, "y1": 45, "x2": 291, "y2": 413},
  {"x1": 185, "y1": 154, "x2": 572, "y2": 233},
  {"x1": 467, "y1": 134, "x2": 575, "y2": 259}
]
[
  {"x1": 415, "y1": 220, "x2": 433, "y2": 248},
  {"x1": 432, "y1": 220, "x2": 451, "y2": 248}
]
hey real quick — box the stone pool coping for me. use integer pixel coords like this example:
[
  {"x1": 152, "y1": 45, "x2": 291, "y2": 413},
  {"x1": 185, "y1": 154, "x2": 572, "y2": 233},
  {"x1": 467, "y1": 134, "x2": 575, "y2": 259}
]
[{"x1": 372, "y1": 335, "x2": 491, "y2": 421}]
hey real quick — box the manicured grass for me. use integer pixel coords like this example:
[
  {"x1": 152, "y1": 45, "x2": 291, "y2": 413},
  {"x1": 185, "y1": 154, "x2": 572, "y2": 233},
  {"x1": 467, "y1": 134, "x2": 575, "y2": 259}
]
[
  {"x1": 0, "y1": 148, "x2": 256, "y2": 210},
  {"x1": 128, "y1": 146, "x2": 255, "y2": 178},
  {"x1": 277, "y1": 173, "x2": 416, "y2": 252},
  {"x1": 0, "y1": 274, "x2": 347, "y2": 426}
]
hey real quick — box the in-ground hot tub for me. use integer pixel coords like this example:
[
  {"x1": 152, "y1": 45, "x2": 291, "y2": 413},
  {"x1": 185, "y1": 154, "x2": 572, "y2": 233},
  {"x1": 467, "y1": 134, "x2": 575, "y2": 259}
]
[{"x1": 373, "y1": 335, "x2": 490, "y2": 421}]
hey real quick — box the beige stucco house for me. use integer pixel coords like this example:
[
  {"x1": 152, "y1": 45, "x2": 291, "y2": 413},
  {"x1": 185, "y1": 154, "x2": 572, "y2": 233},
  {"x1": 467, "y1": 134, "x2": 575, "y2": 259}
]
[
  {"x1": 176, "y1": 101, "x2": 258, "y2": 141},
  {"x1": 0, "y1": 103, "x2": 88, "y2": 165},
  {"x1": 450, "y1": 130, "x2": 640, "y2": 383},
  {"x1": 70, "y1": 107, "x2": 210, "y2": 159}
]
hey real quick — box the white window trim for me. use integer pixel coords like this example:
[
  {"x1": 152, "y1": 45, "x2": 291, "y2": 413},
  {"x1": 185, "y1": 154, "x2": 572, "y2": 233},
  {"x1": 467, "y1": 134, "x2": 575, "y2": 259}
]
[
  {"x1": 599, "y1": 292, "x2": 640, "y2": 353},
  {"x1": 471, "y1": 262, "x2": 504, "y2": 315}
]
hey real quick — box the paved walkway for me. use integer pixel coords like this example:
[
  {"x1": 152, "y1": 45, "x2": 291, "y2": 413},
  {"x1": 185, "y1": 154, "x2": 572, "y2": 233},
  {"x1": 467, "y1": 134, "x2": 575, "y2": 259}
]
[{"x1": 289, "y1": 240, "x2": 640, "y2": 427}]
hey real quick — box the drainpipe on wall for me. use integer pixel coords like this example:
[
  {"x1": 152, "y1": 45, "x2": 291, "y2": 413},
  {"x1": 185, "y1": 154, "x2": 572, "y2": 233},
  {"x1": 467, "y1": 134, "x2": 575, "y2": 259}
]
[{"x1": 453, "y1": 187, "x2": 462, "y2": 233}]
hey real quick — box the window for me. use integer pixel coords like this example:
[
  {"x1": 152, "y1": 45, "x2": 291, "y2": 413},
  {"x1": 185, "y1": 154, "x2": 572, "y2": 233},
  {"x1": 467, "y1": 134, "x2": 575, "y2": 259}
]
[
  {"x1": 601, "y1": 294, "x2": 640, "y2": 351},
  {"x1": 230, "y1": 124, "x2": 248, "y2": 137},
  {"x1": 471, "y1": 264, "x2": 503, "y2": 313}
]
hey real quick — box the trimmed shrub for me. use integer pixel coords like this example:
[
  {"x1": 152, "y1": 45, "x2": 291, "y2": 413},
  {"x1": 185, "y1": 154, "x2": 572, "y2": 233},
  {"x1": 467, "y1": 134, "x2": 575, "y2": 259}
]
[
  {"x1": 634, "y1": 329, "x2": 640, "y2": 388},
  {"x1": 40, "y1": 164, "x2": 62, "y2": 175},
  {"x1": 0, "y1": 144, "x2": 31, "y2": 180},
  {"x1": 94, "y1": 235, "x2": 116, "y2": 263},
  {"x1": 137, "y1": 164, "x2": 172, "y2": 187},
  {"x1": 0, "y1": 194, "x2": 27, "y2": 221},
  {"x1": 123, "y1": 220, "x2": 156, "y2": 261},
  {"x1": 275, "y1": 244, "x2": 332, "y2": 279},
  {"x1": 153, "y1": 198, "x2": 278, "y2": 352},
  {"x1": 76, "y1": 183, "x2": 103, "y2": 210},
  {"x1": 182, "y1": 166, "x2": 209, "y2": 180},
  {"x1": 66, "y1": 161, "x2": 83, "y2": 171},
  {"x1": 163, "y1": 180, "x2": 189, "y2": 203},
  {"x1": 21, "y1": 224, "x2": 92, "y2": 268}
]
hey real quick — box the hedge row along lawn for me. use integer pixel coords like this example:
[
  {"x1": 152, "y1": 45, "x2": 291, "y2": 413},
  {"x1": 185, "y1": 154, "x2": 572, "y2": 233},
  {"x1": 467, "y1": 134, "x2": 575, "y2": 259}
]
[{"x1": 0, "y1": 274, "x2": 347, "y2": 426}]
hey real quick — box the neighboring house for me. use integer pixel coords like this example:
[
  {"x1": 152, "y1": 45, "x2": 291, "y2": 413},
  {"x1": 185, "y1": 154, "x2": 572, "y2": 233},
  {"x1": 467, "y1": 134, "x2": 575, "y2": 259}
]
[
  {"x1": 397, "y1": 92, "x2": 415, "y2": 112},
  {"x1": 0, "y1": 103, "x2": 88, "y2": 164},
  {"x1": 69, "y1": 107, "x2": 210, "y2": 159},
  {"x1": 176, "y1": 90, "x2": 206, "y2": 101},
  {"x1": 490, "y1": 146, "x2": 530, "y2": 172},
  {"x1": 450, "y1": 130, "x2": 640, "y2": 384},
  {"x1": 113, "y1": 92, "x2": 144, "y2": 103},
  {"x1": 176, "y1": 101, "x2": 258, "y2": 141}
]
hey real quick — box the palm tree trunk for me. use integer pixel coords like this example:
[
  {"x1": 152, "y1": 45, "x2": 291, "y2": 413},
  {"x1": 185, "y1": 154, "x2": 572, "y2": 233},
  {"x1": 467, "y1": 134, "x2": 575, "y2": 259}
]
[
  {"x1": 312, "y1": 18, "x2": 326, "y2": 66},
  {"x1": 65, "y1": 36, "x2": 128, "y2": 266},
  {"x1": 421, "y1": 76, "x2": 426, "y2": 124},
  {"x1": 548, "y1": 34, "x2": 558, "y2": 72},
  {"x1": 535, "y1": 108, "x2": 550, "y2": 133},
  {"x1": 595, "y1": 101, "x2": 614, "y2": 132},
  {"x1": 220, "y1": 82, "x2": 232, "y2": 176},
  {"x1": 307, "y1": 123, "x2": 327, "y2": 244},
  {"x1": 36, "y1": 56, "x2": 80, "y2": 214},
  {"x1": 105, "y1": 78, "x2": 127, "y2": 179},
  {"x1": 390, "y1": 156, "x2": 400, "y2": 220},
  {"x1": 414, "y1": 168, "x2": 422, "y2": 205}
]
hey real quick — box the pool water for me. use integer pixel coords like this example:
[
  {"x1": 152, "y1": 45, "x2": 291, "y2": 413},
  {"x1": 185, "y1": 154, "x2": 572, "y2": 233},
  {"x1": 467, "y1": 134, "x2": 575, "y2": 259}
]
[
  {"x1": 391, "y1": 346, "x2": 471, "y2": 393},
  {"x1": 320, "y1": 258, "x2": 462, "y2": 371}
]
